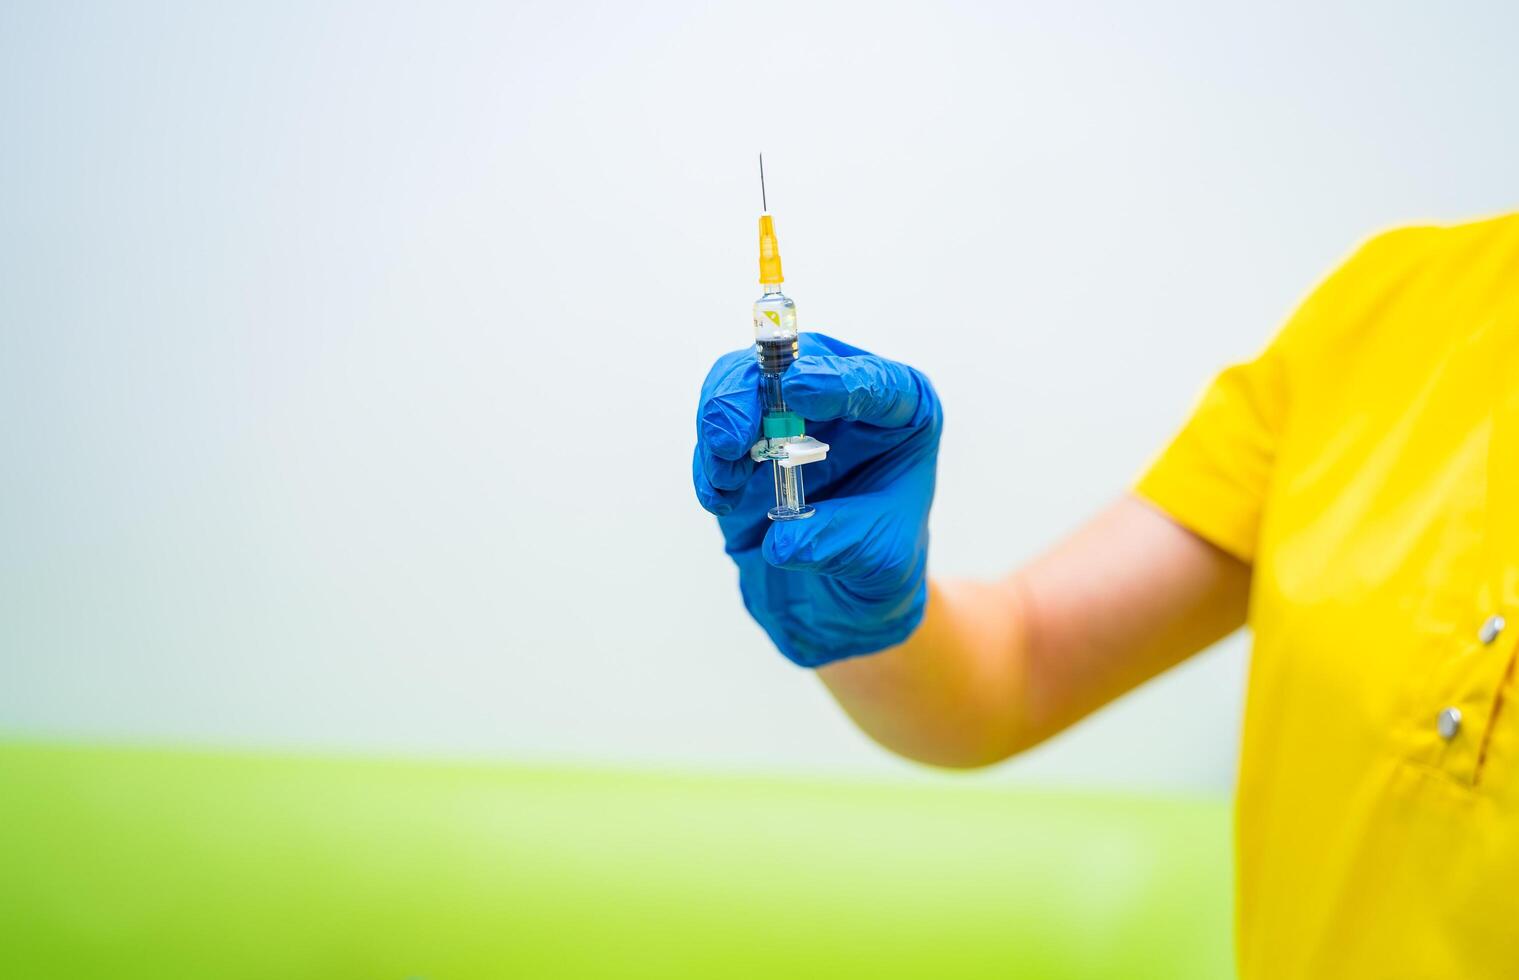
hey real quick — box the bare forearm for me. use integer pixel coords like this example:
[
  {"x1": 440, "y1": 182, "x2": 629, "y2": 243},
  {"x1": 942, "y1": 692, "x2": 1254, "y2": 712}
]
[
  {"x1": 819, "y1": 576, "x2": 1035, "y2": 768},
  {"x1": 818, "y1": 495, "x2": 1251, "y2": 768}
]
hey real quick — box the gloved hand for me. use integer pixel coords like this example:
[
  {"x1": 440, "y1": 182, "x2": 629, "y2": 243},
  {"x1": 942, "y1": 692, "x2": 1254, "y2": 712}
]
[{"x1": 693, "y1": 332, "x2": 942, "y2": 668}]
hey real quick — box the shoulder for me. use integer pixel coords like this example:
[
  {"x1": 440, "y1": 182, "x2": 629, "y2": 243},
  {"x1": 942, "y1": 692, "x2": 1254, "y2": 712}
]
[
  {"x1": 1275, "y1": 211, "x2": 1519, "y2": 361},
  {"x1": 1314, "y1": 212, "x2": 1518, "y2": 301},
  {"x1": 1350, "y1": 211, "x2": 1519, "y2": 274}
]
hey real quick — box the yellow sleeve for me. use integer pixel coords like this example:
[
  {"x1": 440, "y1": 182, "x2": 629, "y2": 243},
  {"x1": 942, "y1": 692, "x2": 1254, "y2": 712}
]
[
  {"x1": 1132, "y1": 226, "x2": 1435, "y2": 563},
  {"x1": 1133, "y1": 342, "x2": 1285, "y2": 564}
]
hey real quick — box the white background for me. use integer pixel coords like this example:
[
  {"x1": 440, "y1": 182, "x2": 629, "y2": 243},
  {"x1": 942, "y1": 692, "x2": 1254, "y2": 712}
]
[{"x1": 4, "y1": 1, "x2": 1517, "y2": 793}]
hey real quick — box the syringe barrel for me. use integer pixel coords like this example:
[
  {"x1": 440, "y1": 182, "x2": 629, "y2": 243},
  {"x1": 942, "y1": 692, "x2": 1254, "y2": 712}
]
[
  {"x1": 752, "y1": 285, "x2": 813, "y2": 520},
  {"x1": 756, "y1": 338, "x2": 795, "y2": 413},
  {"x1": 754, "y1": 285, "x2": 799, "y2": 408}
]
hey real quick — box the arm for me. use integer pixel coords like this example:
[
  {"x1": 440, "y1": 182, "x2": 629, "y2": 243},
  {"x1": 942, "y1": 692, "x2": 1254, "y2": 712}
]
[
  {"x1": 696, "y1": 336, "x2": 1249, "y2": 768},
  {"x1": 819, "y1": 494, "x2": 1251, "y2": 768}
]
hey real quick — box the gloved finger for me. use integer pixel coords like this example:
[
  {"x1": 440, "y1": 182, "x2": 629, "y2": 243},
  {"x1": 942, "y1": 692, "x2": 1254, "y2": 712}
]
[
  {"x1": 762, "y1": 492, "x2": 923, "y2": 584},
  {"x1": 797, "y1": 331, "x2": 871, "y2": 358},
  {"x1": 698, "y1": 349, "x2": 762, "y2": 461},
  {"x1": 692, "y1": 447, "x2": 741, "y2": 516},
  {"x1": 783, "y1": 354, "x2": 926, "y2": 429},
  {"x1": 703, "y1": 451, "x2": 754, "y2": 492}
]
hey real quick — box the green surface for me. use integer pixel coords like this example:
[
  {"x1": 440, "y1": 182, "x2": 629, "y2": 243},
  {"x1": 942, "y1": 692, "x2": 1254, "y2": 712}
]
[{"x1": 0, "y1": 742, "x2": 1233, "y2": 979}]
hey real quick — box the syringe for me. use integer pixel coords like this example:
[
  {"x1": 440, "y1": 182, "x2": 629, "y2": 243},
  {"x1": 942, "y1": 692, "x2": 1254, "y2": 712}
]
[{"x1": 749, "y1": 154, "x2": 828, "y2": 521}]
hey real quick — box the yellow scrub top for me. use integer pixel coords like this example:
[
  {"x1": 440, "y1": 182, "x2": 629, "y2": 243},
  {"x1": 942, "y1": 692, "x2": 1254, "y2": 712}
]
[{"x1": 1135, "y1": 212, "x2": 1519, "y2": 979}]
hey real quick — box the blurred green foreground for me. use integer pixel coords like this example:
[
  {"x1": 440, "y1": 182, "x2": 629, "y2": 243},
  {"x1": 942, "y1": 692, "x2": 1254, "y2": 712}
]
[{"x1": 0, "y1": 743, "x2": 1232, "y2": 978}]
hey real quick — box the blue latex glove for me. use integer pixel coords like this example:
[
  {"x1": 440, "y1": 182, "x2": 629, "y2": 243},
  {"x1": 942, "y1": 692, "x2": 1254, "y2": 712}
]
[{"x1": 693, "y1": 333, "x2": 942, "y2": 668}]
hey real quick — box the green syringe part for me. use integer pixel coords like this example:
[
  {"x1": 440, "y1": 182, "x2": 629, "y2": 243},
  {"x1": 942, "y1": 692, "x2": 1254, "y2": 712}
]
[{"x1": 762, "y1": 411, "x2": 806, "y2": 440}]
